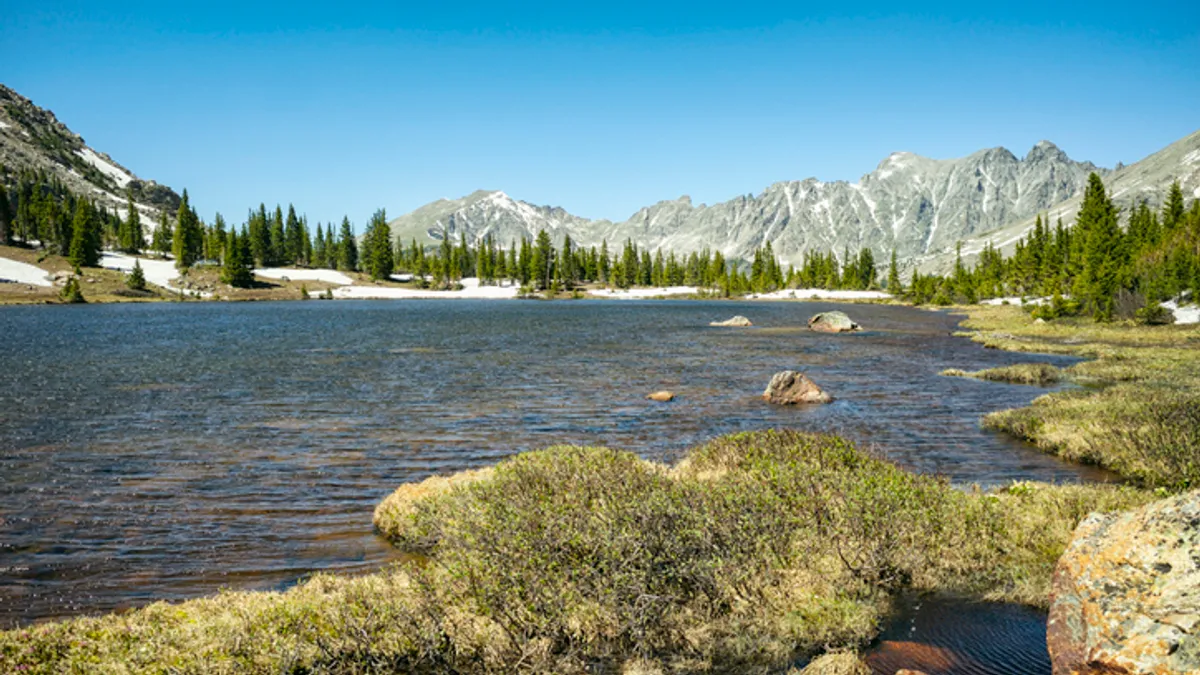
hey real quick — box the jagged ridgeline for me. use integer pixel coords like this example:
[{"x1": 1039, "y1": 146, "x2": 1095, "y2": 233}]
[{"x1": 387, "y1": 135, "x2": 1195, "y2": 269}]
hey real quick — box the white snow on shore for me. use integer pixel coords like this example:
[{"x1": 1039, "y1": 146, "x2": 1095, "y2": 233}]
[
  {"x1": 255, "y1": 268, "x2": 354, "y2": 285},
  {"x1": 982, "y1": 296, "x2": 1051, "y2": 306},
  {"x1": 0, "y1": 255, "x2": 53, "y2": 286},
  {"x1": 100, "y1": 252, "x2": 211, "y2": 297},
  {"x1": 76, "y1": 149, "x2": 133, "y2": 188},
  {"x1": 1163, "y1": 299, "x2": 1199, "y2": 325},
  {"x1": 748, "y1": 288, "x2": 892, "y2": 301},
  {"x1": 589, "y1": 286, "x2": 699, "y2": 299},
  {"x1": 334, "y1": 277, "x2": 519, "y2": 300}
]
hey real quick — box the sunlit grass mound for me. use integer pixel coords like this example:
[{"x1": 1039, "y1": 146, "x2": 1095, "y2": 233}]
[
  {"x1": 4, "y1": 430, "x2": 1153, "y2": 674},
  {"x1": 940, "y1": 362, "x2": 1062, "y2": 385}
]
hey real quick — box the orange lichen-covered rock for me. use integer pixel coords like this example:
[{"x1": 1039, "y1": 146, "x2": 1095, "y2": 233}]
[{"x1": 1047, "y1": 490, "x2": 1200, "y2": 675}]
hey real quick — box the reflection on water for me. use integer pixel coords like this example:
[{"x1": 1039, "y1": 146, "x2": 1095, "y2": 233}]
[
  {"x1": 0, "y1": 299, "x2": 1109, "y2": 626},
  {"x1": 865, "y1": 595, "x2": 1051, "y2": 675}
]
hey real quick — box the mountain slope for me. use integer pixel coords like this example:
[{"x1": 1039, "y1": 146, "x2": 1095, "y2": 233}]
[
  {"x1": 0, "y1": 84, "x2": 179, "y2": 223},
  {"x1": 389, "y1": 141, "x2": 1110, "y2": 265},
  {"x1": 917, "y1": 129, "x2": 1200, "y2": 274}
]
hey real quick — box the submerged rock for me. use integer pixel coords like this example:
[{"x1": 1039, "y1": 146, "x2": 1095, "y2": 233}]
[
  {"x1": 808, "y1": 311, "x2": 860, "y2": 333},
  {"x1": 1047, "y1": 489, "x2": 1200, "y2": 675},
  {"x1": 762, "y1": 371, "x2": 832, "y2": 405},
  {"x1": 646, "y1": 391, "x2": 675, "y2": 402},
  {"x1": 710, "y1": 315, "x2": 753, "y2": 327}
]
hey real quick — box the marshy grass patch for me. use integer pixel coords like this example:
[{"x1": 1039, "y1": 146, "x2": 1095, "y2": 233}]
[
  {"x1": 4, "y1": 430, "x2": 1158, "y2": 674},
  {"x1": 957, "y1": 304, "x2": 1200, "y2": 489},
  {"x1": 940, "y1": 363, "x2": 1062, "y2": 385}
]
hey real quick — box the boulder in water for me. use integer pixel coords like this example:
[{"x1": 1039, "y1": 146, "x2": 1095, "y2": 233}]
[
  {"x1": 710, "y1": 315, "x2": 753, "y2": 327},
  {"x1": 808, "y1": 311, "x2": 860, "y2": 333},
  {"x1": 762, "y1": 370, "x2": 832, "y2": 405},
  {"x1": 646, "y1": 391, "x2": 675, "y2": 402},
  {"x1": 1047, "y1": 489, "x2": 1200, "y2": 675}
]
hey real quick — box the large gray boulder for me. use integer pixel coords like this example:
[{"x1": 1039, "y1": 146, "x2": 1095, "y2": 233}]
[
  {"x1": 762, "y1": 371, "x2": 833, "y2": 405},
  {"x1": 1047, "y1": 490, "x2": 1200, "y2": 675},
  {"x1": 808, "y1": 311, "x2": 860, "y2": 333}
]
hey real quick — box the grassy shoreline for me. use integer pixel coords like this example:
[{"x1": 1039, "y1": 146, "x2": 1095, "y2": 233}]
[
  {"x1": 948, "y1": 304, "x2": 1200, "y2": 490},
  {"x1": 2, "y1": 431, "x2": 1153, "y2": 674}
]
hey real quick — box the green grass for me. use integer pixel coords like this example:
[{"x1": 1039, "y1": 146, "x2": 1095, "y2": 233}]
[
  {"x1": 3, "y1": 431, "x2": 1154, "y2": 673},
  {"x1": 954, "y1": 305, "x2": 1200, "y2": 490},
  {"x1": 940, "y1": 363, "x2": 1062, "y2": 385}
]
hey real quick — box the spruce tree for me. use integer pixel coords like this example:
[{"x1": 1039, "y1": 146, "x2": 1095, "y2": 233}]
[
  {"x1": 126, "y1": 259, "x2": 147, "y2": 291},
  {"x1": 122, "y1": 193, "x2": 142, "y2": 253},
  {"x1": 68, "y1": 199, "x2": 101, "y2": 268},
  {"x1": 887, "y1": 248, "x2": 901, "y2": 293},
  {"x1": 338, "y1": 217, "x2": 358, "y2": 271},
  {"x1": 0, "y1": 183, "x2": 11, "y2": 245},
  {"x1": 220, "y1": 228, "x2": 255, "y2": 288},
  {"x1": 361, "y1": 209, "x2": 393, "y2": 280},
  {"x1": 1075, "y1": 173, "x2": 1125, "y2": 320},
  {"x1": 152, "y1": 211, "x2": 172, "y2": 257},
  {"x1": 173, "y1": 190, "x2": 202, "y2": 270}
]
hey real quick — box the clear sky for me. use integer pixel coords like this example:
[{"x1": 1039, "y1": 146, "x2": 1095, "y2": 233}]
[{"x1": 4, "y1": 1, "x2": 1199, "y2": 231}]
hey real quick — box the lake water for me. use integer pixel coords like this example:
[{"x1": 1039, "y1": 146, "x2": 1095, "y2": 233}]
[{"x1": 0, "y1": 299, "x2": 1109, "y2": 635}]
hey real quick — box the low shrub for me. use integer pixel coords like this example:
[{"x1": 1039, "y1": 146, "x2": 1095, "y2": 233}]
[{"x1": 4, "y1": 431, "x2": 1155, "y2": 674}]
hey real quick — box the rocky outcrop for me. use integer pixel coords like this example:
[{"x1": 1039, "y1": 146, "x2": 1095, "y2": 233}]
[
  {"x1": 763, "y1": 371, "x2": 832, "y2": 405},
  {"x1": 710, "y1": 315, "x2": 752, "y2": 327},
  {"x1": 646, "y1": 391, "x2": 675, "y2": 402},
  {"x1": 808, "y1": 311, "x2": 861, "y2": 333},
  {"x1": 1047, "y1": 490, "x2": 1200, "y2": 675},
  {"x1": 0, "y1": 84, "x2": 179, "y2": 224}
]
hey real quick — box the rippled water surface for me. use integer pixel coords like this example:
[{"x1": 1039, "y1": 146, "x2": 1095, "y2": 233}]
[
  {"x1": 0, "y1": 299, "x2": 1109, "y2": 627},
  {"x1": 865, "y1": 596, "x2": 1052, "y2": 675}
]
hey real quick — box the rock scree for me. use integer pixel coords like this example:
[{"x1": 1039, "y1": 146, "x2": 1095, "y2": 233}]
[
  {"x1": 808, "y1": 311, "x2": 861, "y2": 333},
  {"x1": 1047, "y1": 489, "x2": 1200, "y2": 675},
  {"x1": 762, "y1": 370, "x2": 833, "y2": 405},
  {"x1": 710, "y1": 315, "x2": 753, "y2": 327}
]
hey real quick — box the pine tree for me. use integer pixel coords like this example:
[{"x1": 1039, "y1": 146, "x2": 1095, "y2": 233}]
[
  {"x1": 220, "y1": 228, "x2": 255, "y2": 288},
  {"x1": 68, "y1": 199, "x2": 101, "y2": 268},
  {"x1": 338, "y1": 217, "x2": 358, "y2": 272},
  {"x1": 126, "y1": 259, "x2": 147, "y2": 291},
  {"x1": 887, "y1": 249, "x2": 901, "y2": 293},
  {"x1": 533, "y1": 229, "x2": 554, "y2": 290},
  {"x1": 1074, "y1": 173, "x2": 1125, "y2": 320},
  {"x1": 173, "y1": 189, "x2": 203, "y2": 270},
  {"x1": 269, "y1": 206, "x2": 285, "y2": 266},
  {"x1": 152, "y1": 211, "x2": 172, "y2": 257},
  {"x1": 122, "y1": 193, "x2": 142, "y2": 253},
  {"x1": 1162, "y1": 182, "x2": 1186, "y2": 233},
  {"x1": 361, "y1": 209, "x2": 393, "y2": 280},
  {"x1": 0, "y1": 183, "x2": 11, "y2": 245}
]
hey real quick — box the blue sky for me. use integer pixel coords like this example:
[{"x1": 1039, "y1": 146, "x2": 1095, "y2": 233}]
[{"x1": 4, "y1": 1, "x2": 1199, "y2": 230}]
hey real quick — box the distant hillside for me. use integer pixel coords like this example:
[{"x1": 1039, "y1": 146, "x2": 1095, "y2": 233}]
[{"x1": 0, "y1": 84, "x2": 179, "y2": 225}]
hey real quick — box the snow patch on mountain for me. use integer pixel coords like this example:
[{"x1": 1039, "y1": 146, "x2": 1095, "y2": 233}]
[{"x1": 76, "y1": 148, "x2": 133, "y2": 188}]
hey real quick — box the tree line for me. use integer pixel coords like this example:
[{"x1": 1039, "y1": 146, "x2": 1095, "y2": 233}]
[{"x1": 904, "y1": 174, "x2": 1199, "y2": 320}]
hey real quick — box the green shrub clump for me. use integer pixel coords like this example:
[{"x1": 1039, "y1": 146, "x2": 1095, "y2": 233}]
[{"x1": 2, "y1": 431, "x2": 1153, "y2": 674}]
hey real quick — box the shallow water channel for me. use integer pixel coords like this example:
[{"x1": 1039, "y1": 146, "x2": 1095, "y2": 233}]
[{"x1": 0, "y1": 299, "x2": 1111, "y2": 669}]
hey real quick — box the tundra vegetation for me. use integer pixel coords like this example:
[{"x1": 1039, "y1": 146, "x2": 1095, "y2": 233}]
[
  {"x1": 953, "y1": 304, "x2": 1200, "y2": 491},
  {"x1": 2, "y1": 430, "x2": 1152, "y2": 674}
]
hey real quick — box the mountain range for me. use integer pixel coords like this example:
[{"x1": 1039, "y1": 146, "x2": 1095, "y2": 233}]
[{"x1": 3, "y1": 82, "x2": 1197, "y2": 272}]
